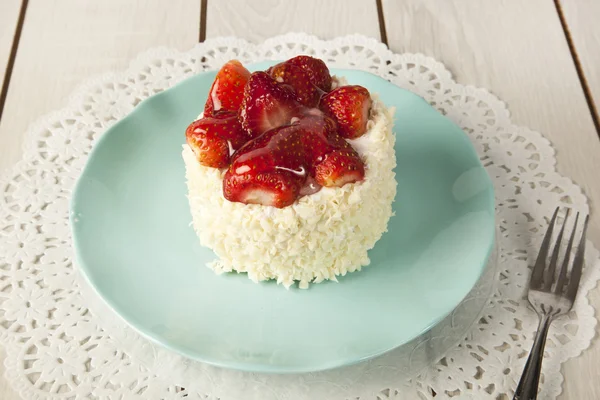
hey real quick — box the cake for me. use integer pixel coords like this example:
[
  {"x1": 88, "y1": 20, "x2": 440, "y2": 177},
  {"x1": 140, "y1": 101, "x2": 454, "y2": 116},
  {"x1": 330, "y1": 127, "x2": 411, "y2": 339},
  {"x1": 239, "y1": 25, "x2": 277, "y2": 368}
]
[{"x1": 183, "y1": 57, "x2": 397, "y2": 288}]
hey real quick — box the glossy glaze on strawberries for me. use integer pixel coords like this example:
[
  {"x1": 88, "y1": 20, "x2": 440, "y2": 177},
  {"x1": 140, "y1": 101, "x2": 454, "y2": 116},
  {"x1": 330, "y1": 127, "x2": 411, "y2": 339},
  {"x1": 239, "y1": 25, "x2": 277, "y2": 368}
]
[
  {"x1": 185, "y1": 112, "x2": 248, "y2": 168},
  {"x1": 185, "y1": 56, "x2": 373, "y2": 208},
  {"x1": 238, "y1": 72, "x2": 302, "y2": 138},
  {"x1": 204, "y1": 60, "x2": 250, "y2": 116},
  {"x1": 267, "y1": 61, "x2": 322, "y2": 107},
  {"x1": 321, "y1": 85, "x2": 372, "y2": 139},
  {"x1": 286, "y1": 55, "x2": 332, "y2": 91}
]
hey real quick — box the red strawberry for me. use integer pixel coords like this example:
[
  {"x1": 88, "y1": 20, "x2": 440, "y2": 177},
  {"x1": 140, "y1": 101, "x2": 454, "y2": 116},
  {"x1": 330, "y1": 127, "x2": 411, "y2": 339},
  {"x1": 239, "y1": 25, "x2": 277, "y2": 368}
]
[
  {"x1": 185, "y1": 112, "x2": 248, "y2": 168},
  {"x1": 239, "y1": 72, "x2": 303, "y2": 137},
  {"x1": 232, "y1": 125, "x2": 307, "y2": 172},
  {"x1": 320, "y1": 85, "x2": 372, "y2": 139},
  {"x1": 294, "y1": 111, "x2": 365, "y2": 187},
  {"x1": 314, "y1": 149, "x2": 365, "y2": 187},
  {"x1": 223, "y1": 125, "x2": 308, "y2": 208},
  {"x1": 223, "y1": 170, "x2": 303, "y2": 208},
  {"x1": 287, "y1": 55, "x2": 332, "y2": 91},
  {"x1": 267, "y1": 62, "x2": 322, "y2": 107},
  {"x1": 293, "y1": 110, "x2": 352, "y2": 169},
  {"x1": 204, "y1": 60, "x2": 251, "y2": 116}
]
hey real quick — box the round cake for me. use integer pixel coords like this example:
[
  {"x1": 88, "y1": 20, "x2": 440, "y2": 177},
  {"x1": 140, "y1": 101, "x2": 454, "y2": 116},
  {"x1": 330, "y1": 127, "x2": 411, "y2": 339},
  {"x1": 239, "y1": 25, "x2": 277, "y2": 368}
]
[{"x1": 182, "y1": 57, "x2": 397, "y2": 288}]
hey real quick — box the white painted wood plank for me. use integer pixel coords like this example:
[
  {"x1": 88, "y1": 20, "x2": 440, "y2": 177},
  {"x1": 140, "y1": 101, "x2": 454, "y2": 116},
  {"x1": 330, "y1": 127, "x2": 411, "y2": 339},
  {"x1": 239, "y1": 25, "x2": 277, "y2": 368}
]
[
  {"x1": 560, "y1": 0, "x2": 600, "y2": 120},
  {"x1": 0, "y1": 0, "x2": 21, "y2": 98},
  {"x1": 0, "y1": 1, "x2": 199, "y2": 398},
  {"x1": 0, "y1": 0, "x2": 200, "y2": 175},
  {"x1": 381, "y1": 0, "x2": 600, "y2": 242},
  {"x1": 382, "y1": 1, "x2": 600, "y2": 399},
  {"x1": 206, "y1": 0, "x2": 380, "y2": 41}
]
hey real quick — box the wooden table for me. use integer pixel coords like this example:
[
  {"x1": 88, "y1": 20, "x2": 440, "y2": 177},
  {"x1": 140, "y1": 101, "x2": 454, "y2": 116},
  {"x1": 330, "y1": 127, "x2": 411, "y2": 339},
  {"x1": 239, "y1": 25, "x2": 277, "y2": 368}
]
[{"x1": 0, "y1": 1, "x2": 599, "y2": 398}]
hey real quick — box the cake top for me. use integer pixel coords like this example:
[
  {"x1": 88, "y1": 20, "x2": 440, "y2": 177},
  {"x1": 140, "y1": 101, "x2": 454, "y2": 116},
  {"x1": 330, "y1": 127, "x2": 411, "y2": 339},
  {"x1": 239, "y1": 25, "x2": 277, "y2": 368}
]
[{"x1": 185, "y1": 56, "x2": 373, "y2": 208}]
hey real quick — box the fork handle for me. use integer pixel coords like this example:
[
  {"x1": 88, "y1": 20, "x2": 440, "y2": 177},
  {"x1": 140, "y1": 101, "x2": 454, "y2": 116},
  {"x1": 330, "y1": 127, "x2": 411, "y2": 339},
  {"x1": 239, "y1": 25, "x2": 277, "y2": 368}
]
[{"x1": 513, "y1": 313, "x2": 553, "y2": 400}]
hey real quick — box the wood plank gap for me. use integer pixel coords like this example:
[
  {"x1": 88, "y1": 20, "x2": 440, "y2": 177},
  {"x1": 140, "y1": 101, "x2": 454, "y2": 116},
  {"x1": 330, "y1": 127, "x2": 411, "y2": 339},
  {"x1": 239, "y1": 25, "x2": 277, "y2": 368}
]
[
  {"x1": 0, "y1": 0, "x2": 28, "y2": 122},
  {"x1": 555, "y1": 0, "x2": 600, "y2": 136},
  {"x1": 375, "y1": 0, "x2": 388, "y2": 46},
  {"x1": 199, "y1": 0, "x2": 207, "y2": 42}
]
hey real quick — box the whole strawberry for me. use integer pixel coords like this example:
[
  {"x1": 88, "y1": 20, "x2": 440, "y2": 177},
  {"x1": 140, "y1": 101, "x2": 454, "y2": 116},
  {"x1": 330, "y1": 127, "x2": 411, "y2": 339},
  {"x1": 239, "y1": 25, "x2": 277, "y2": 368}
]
[{"x1": 320, "y1": 85, "x2": 372, "y2": 139}]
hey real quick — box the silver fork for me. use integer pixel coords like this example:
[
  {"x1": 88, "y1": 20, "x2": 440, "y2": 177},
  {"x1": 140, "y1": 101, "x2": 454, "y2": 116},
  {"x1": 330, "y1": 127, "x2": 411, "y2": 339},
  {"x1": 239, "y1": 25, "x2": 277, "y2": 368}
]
[{"x1": 513, "y1": 207, "x2": 589, "y2": 400}]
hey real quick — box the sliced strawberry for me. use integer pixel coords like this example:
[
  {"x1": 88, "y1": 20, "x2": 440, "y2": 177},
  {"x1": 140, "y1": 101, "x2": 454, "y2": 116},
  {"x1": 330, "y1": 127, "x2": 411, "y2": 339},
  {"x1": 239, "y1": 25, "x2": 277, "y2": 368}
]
[
  {"x1": 314, "y1": 149, "x2": 365, "y2": 187},
  {"x1": 238, "y1": 72, "x2": 303, "y2": 137},
  {"x1": 320, "y1": 85, "x2": 372, "y2": 139},
  {"x1": 223, "y1": 125, "x2": 308, "y2": 208},
  {"x1": 204, "y1": 60, "x2": 251, "y2": 116},
  {"x1": 287, "y1": 55, "x2": 332, "y2": 91},
  {"x1": 232, "y1": 125, "x2": 307, "y2": 170},
  {"x1": 223, "y1": 170, "x2": 304, "y2": 208},
  {"x1": 185, "y1": 112, "x2": 248, "y2": 168},
  {"x1": 293, "y1": 111, "x2": 351, "y2": 169},
  {"x1": 267, "y1": 62, "x2": 322, "y2": 107}
]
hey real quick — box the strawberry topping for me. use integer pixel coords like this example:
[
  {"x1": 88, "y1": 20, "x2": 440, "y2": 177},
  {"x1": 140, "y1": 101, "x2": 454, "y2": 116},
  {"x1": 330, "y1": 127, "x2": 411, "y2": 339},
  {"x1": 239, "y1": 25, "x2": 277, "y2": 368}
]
[
  {"x1": 320, "y1": 85, "x2": 372, "y2": 139},
  {"x1": 267, "y1": 62, "x2": 322, "y2": 107},
  {"x1": 189, "y1": 57, "x2": 372, "y2": 207},
  {"x1": 224, "y1": 125, "x2": 307, "y2": 208},
  {"x1": 314, "y1": 149, "x2": 365, "y2": 187},
  {"x1": 287, "y1": 55, "x2": 332, "y2": 92},
  {"x1": 295, "y1": 112, "x2": 364, "y2": 187},
  {"x1": 294, "y1": 111, "x2": 350, "y2": 167},
  {"x1": 231, "y1": 125, "x2": 308, "y2": 174},
  {"x1": 204, "y1": 60, "x2": 251, "y2": 116},
  {"x1": 185, "y1": 112, "x2": 248, "y2": 168},
  {"x1": 223, "y1": 112, "x2": 365, "y2": 206},
  {"x1": 239, "y1": 72, "x2": 303, "y2": 137}
]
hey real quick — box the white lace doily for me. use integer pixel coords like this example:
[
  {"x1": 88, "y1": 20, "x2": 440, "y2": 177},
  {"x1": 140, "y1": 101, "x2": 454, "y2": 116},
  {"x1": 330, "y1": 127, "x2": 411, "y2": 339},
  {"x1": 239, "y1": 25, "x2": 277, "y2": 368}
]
[{"x1": 0, "y1": 33, "x2": 598, "y2": 400}]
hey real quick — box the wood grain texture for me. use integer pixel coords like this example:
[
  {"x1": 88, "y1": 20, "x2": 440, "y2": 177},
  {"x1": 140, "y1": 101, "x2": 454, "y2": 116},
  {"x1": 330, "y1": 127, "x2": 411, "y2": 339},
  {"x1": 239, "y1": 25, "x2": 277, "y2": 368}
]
[
  {"x1": 0, "y1": 0, "x2": 200, "y2": 175},
  {"x1": 382, "y1": 1, "x2": 600, "y2": 399},
  {"x1": 0, "y1": 0, "x2": 21, "y2": 101},
  {"x1": 206, "y1": 0, "x2": 381, "y2": 41},
  {"x1": 560, "y1": 0, "x2": 600, "y2": 125},
  {"x1": 0, "y1": 1, "x2": 199, "y2": 398}
]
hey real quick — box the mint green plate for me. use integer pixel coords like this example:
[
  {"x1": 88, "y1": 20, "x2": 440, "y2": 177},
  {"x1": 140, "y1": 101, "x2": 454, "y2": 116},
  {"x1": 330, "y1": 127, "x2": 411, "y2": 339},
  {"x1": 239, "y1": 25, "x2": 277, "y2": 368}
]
[{"x1": 71, "y1": 63, "x2": 494, "y2": 373}]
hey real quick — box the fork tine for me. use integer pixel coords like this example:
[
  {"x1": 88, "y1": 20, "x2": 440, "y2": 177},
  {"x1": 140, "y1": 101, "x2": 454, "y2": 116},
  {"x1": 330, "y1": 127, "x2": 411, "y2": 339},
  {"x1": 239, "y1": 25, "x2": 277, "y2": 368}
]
[
  {"x1": 544, "y1": 209, "x2": 569, "y2": 290},
  {"x1": 554, "y1": 212, "x2": 579, "y2": 294},
  {"x1": 566, "y1": 214, "x2": 589, "y2": 301},
  {"x1": 530, "y1": 207, "x2": 560, "y2": 289}
]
